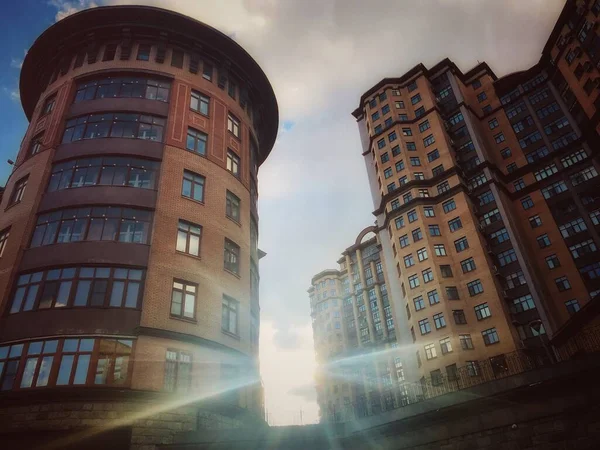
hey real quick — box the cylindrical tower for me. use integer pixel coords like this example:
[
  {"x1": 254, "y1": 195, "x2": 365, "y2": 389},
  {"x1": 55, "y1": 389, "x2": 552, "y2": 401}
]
[{"x1": 0, "y1": 6, "x2": 277, "y2": 449}]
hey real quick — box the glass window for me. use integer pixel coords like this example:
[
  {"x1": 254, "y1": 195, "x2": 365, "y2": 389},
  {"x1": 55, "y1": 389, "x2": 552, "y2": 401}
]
[
  {"x1": 467, "y1": 279, "x2": 484, "y2": 296},
  {"x1": 164, "y1": 350, "x2": 192, "y2": 393},
  {"x1": 454, "y1": 236, "x2": 468, "y2": 252},
  {"x1": 433, "y1": 313, "x2": 446, "y2": 329},
  {"x1": 461, "y1": 257, "x2": 476, "y2": 273},
  {"x1": 555, "y1": 276, "x2": 571, "y2": 292},
  {"x1": 227, "y1": 150, "x2": 241, "y2": 177},
  {"x1": 222, "y1": 295, "x2": 239, "y2": 335},
  {"x1": 428, "y1": 289, "x2": 439, "y2": 305},
  {"x1": 62, "y1": 113, "x2": 165, "y2": 144},
  {"x1": 424, "y1": 343, "x2": 437, "y2": 360},
  {"x1": 30, "y1": 207, "x2": 151, "y2": 248},
  {"x1": 537, "y1": 234, "x2": 551, "y2": 248},
  {"x1": 74, "y1": 77, "x2": 170, "y2": 103},
  {"x1": 448, "y1": 217, "x2": 462, "y2": 232},
  {"x1": 412, "y1": 228, "x2": 423, "y2": 241},
  {"x1": 9, "y1": 176, "x2": 28, "y2": 206},
  {"x1": 224, "y1": 238, "x2": 241, "y2": 274},
  {"x1": 434, "y1": 244, "x2": 446, "y2": 256},
  {"x1": 228, "y1": 80, "x2": 237, "y2": 100},
  {"x1": 182, "y1": 170, "x2": 205, "y2": 202},
  {"x1": 410, "y1": 157, "x2": 421, "y2": 166},
  {"x1": 446, "y1": 286, "x2": 460, "y2": 300},
  {"x1": 190, "y1": 90, "x2": 210, "y2": 115},
  {"x1": 202, "y1": 61, "x2": 213, "y2": 81},
  {"x1": 511, "y1": 294, "x2": 536, "y2": 313},
  {"x1": 437, "y1": 181, "x2": 450, "y2": 194},
  {"x1": 94, "y1": 339, "x2": 133, "y2": 386},
  {"x1": 545, "y1": 254, "x2": 560, "y2": 269},
  {"x1": 137, "y1": 44, "x2": 151, "y2": 61},
  {"x1": 474, "y1": 303, "x2": 491, "y2": 320},
  {"x1": 422, "y1": 268, "x2": 434, "y2": 282},
  {"x1": 170, "y1": 280, "x2": 196, "y2": 319},
  {"x1": 399, "y1": 234, "x2": 409, "y2": 248},
  {"x1": 0, "y1": 228, "x2": 9, "y2": 258},
  {"x1": 442, "y1": 199, "x2": 456, "y2": 213},
  {"x1": 186, "y1": 128, "x2": 208, "y2": 155},
  {"x1": 482, "y1": 328, "x2": 499, "y2": 345},
  {"x1": 419, "y1": 120, "x2": 431, "y2": 132},
  {"x1": 394, "y1": 216, "x2": 405, "y2": 229},
  {"x1": 429, "y1": 225, "x2": 441, "y2": 236},
  {"x1": 521, "y1": 196, "x2": 534, "y2": 210},
  {"x1": 453, "y1": 310, "x2": 467, "y2": 324},
  {"x1": 226, "y1": 191, "x2": 241, "y2": 222},
  {"x1": 459, "y1": 334, "x2": 474, "y2": 350},
  {"x1": 565, "y1": 299, "x2": 580, "y2": 315},
  {"x1": 48, "y1": 157, "x2": 159, "y2": 192},
  {"x1": 30, "y1": 133, "x2": 44, "y2": 156},
  {"x1": 176, "y1": 220, "x2": 202, "y2": 257},
  {"x1": 423, "y1": 134, "x2": 435, "y2": 147},
  {"x1": 227, "y1": 114, "x2": 241, "y2": 138},
  {"x1": 408, "y1": 274, "x2": 420, "y2": 289},
  {"x1": 413, "y1": 296, "x2": 425, "y2": 311},
  {"x1": 427, "y1": 149, "x2": 439, "y2": 162}
]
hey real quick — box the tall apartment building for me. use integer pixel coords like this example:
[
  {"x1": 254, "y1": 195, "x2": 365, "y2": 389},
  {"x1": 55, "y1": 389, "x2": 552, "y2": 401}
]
[
  {"x1": 0, "y1": 6, "x2": 278, "y2": 448},
  {"x1": 351, "y1": 0, "x2": 600, "y2": 385},
  {"x1": 308, "y1": 227, "x2": 409, "y2": 422}
]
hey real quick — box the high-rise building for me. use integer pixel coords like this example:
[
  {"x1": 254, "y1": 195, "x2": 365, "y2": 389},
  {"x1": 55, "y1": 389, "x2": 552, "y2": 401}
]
[
  {"x1": 351, "y1": 0, "x2": 600, "y2": 385},
  {"x1": 308, "y1": 227, "x2": 409, "y2": 422},
  {"x1": 0, "y1": 6, "x2": 277, "y2": 448}
]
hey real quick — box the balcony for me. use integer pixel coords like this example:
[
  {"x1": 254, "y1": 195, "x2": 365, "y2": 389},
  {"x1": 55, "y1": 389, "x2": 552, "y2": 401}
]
[{"x1": 20, "y1": 241, "x2": 150, "y2": 271}]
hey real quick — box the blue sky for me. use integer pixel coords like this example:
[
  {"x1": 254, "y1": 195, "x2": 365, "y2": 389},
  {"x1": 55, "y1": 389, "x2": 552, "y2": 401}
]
[
  {"x1": 1, "y1": 0, "x2": 566, "y2": 425},
  {"x1": 0, "y1": 1, "x2": 61, "y2": 184}
]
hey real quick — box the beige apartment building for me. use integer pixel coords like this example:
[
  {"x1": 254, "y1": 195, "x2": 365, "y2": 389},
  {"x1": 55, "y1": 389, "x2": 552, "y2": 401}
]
[
  {"x1": 308, "y1": 228, "x2": 411, "y2": 422},
  {"x1": 351, "y1": 0, "x2": 600, "y2": 388}
]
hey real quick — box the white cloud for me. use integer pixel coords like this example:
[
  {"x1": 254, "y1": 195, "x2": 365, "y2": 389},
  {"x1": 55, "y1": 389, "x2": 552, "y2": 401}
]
[
  {"x1": 10, "y1": 58, "x2": 23, "y2": 70},
  {"x1": 9, "y1": 50, "x2": 26, "y2": 70},
  {"x1": 48, "y1": 0, "x2": 99, "y2": 20},
  {"x1": 3, "y1": 87, "x2": 20, "y2": 102}
]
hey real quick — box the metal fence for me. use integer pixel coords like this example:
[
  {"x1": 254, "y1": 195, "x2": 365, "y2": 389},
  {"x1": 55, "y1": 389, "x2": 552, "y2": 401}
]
[{"x1": 323, "y1": 325, "x2": 600, "y2": 423}]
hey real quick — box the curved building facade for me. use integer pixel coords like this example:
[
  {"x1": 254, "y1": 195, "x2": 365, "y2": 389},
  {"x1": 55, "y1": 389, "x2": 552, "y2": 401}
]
[{"x1": 0, "y1": 6, "x2": 277, "y2": 449}]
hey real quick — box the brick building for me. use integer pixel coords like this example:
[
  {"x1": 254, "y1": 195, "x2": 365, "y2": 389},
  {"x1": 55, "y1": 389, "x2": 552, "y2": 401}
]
[
  {"x1": 352, "y1": 0, "x2": 600, "y2": 389},
  {"x1": 0, "y1": 5, "x2": 278, "y2": 449},
  {"x1": 308, "y1": 227, "x2": 410, "y2": 422}
]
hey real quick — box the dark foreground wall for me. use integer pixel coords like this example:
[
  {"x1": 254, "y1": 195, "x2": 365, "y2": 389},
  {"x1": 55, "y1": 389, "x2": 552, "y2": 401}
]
[
  {"x1": 165, "y1": 355, "x2": 600, "y2": 450},
  {"x1": 3, "y1": 356, "x2": 599, "y2": 450}
]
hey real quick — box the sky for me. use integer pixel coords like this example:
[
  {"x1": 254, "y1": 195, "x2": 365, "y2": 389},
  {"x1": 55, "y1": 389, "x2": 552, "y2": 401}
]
[{"x1": 0, "y1": 0, "x2": 566, "y2": 426}]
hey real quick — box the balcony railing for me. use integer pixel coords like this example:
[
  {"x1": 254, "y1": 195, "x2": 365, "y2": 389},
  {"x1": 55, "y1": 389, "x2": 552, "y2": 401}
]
[{"x1": 321, "y1": 324, "x2": 600, "y2": 423}]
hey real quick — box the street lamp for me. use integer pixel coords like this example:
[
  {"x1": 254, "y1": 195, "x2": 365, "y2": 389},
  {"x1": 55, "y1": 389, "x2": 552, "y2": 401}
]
[{"x1": 528, "y1": 319, "x2": 554, "y2": 364}]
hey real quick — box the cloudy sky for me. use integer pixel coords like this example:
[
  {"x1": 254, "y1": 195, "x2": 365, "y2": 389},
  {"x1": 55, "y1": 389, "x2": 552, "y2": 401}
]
[{"x1": 0, "y1": 0, "x2": 565, "y2": 425}]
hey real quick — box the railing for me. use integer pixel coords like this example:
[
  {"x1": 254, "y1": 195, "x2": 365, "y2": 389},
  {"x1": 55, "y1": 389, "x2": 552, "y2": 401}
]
[{"x1": 321, "y1": 325, "x2": 600, "y2": 423}]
